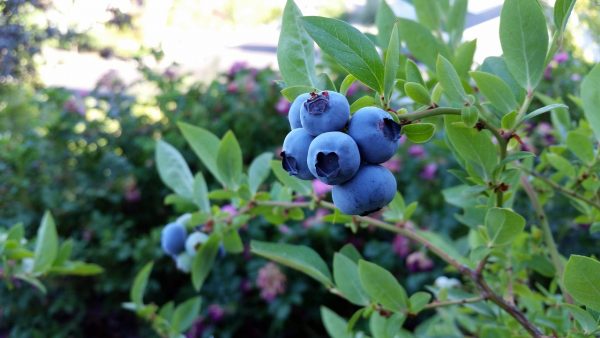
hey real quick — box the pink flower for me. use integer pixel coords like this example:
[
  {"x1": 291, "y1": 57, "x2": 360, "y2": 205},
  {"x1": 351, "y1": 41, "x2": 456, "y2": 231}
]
[
  {"x1": 312, "y1": 179, "x2": 332, "y2": 197},
  {"x1": 275, "y1": 97, "x2": 290, "y2": 115},
  {"x1": 399, "y1": 134, "x2": 407, "y2": 145},
  {"x1": 207, "y1": 304, "x2": 225, "y2": 322},
  {"x1": 382, "y1": 155, "x2": 401, "y2": 173},
  {"x1": 554, "y1": 52, "x2": 569, "y2": 64},
  {"x1": 228, "y1": 61, "x2": 248, "y2": 76},
  {"x1": 392, "y1": 235, "x2": 410, "y2": 257},
  {"x1": 256, "y1": 263, "x2": 286, "y2": 302},
  {"x1": 408, "y1": 145, "x2": 426, "y2": 158},
  {"x1": 544, "y1": 66, "x2": 553, "y2": 80},
  {"x1": 221, "y1": 204, "x2": 238, "y2": 217},
  {"x1": 420, "y1": 163, "x2": 438, "y2": 181},
  {"x1": 278, "y1": 224, "x2": 292, "y2": 234},
  {"x1": 406, "y1": 252, "x2": 434, "y2": 272},
  {"x1": 63, "y1": 96, "x2": 86, "y2": 116},
  {"x1": 303, "y1": 208, "x2": 329, "y2": 228},
  {"x1": 346, "y1": 82, "x2": 359, "y2": 96},
  {"x1": 226, "y1": 83, "x2": 238, "y2": 93}
]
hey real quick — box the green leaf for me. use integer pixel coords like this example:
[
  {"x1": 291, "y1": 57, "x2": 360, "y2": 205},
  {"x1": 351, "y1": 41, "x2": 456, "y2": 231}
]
[
  {"x1": 409, "y1": 292, "x2": 431, "y2": 313},
  {"x1": 561, "y1": 303, "x2": 597, "y2": 334},
  {"x1": 499, "y1": 0, "x2": 548, "y2": 91},
  {"x1": 222, "y1": 229, "x2": 243, "y2": 254},
  {"x1": 158, "y1": 301, "x2": 175, "y2": 322},
  {"x1": 554, "y1": 0, "x2": 576, "y2": 34},
  {"x1": 404, "y1": 82, "x2": 431, "y2": 106},
  {"x1": 376, "y1": 0, "x2": 397, "y2": 48},
  {"x1": 405, "y1": 59, "x2": 424, "y2": 85},
  {"x1": 49, "y1": 262, "x2": 104, "y2": 276},
  {"x1": 524, "y1": 103, "x2": 569, "y2": 121},
  {"x1": 277, "y1": 0, "x2": 317, "y2": 87},
  {"x1": 333, "y1": 253, "x2": 369, "y2": 306},
  {"x1": 546, "y1": 153, "x2": 575, "y2": 177},
  {"x1": 403, "y1": 123, "x2": 435, "y2": 143},
  {"x1": 485, "y1": 208, "x2": 526, "y2": 246},
  {"x1": 416, "y1": 230, "x2": 473, "y2": 267},
  {"x1": 496, "y1": 151, "x2": 535, "y2": 169},
  {"x1": 383, "y1": 23, "x2": 400, "y2": 102},
  {"x1": 178, "y1": 122, "x2": 222, "y2": 185},
  {"x1": 302, "y1": 16, "x2": 384, "y2": 92},
  {"x1": 192, "y1": 172, "x2": 210, "y2": 213},
  {"x1": 350, "y1": 95, "x2": 377, "y2": 114},
  {"x1": 447, "y1": 0, "x2": 468, "y2": 47},
  {"x1": 370, "y1": 312, "x2": 405, "y2": 338},
  {"x1": 567, "y1": 131, "x2": 594, "y2": 164},
  {"x1": 480, "y1": 56, "x2": 524, "y2": 101},
  {"x1": 339, "y1": 74, "x2": 357, "y2": 96},
  {"x1": 398, "y1": 18, "x2": 448, "y2": 70},
  {"x1": 248, "y1": 152, "x2": 273, "y2": 195},
  {"x1": 590, "y1": 222, "x2": 600, "y2": 234},
  {"x1": 131, "y1": 262, "x2": 153, "y2": 306},
  {"x1": 445, "y1": 115, "x2": 498, "y2": 180},
  {"x1": 216, "y1": 131, "x2": 243, "y2": 190},
  {"x1": 251, "y1": 240, "x2": 333, "y2": 287},
  {"x1": 501, "y1": 111, "x2": 518, "y2": 129},
  {"x1": 171, "y1": 297, "x2": 202, "y2": 334},
  {"x1": 54, "y1": 239, "x2": 73, "y2": 266},
  {"x1": 358, "y1": 260, "x2": 408, "y2": 312},
  {"x1": 461, "y1": 106, "x2": 478, "y2": 128},
  {"x1": 413, "y1": 0, "x2": 440, "y2": 31},
  {"x1": 470, "y1": 71, "x2": 518, "y2": 114},
  {"x1": 281, "y1": 86, "x2": 316, "y2": 102},
  {"x1": 564, "y1": 255, "x2": 600, "y2": 311},
  {"x1": 191, "y1": 233, "x2": 221, "y2": 291},
  {"x1": 321, "y1": 307, "x2": 352, "y2": 338},
  {"x1": 582, "y1": 64, "x2": 600, "y2": 143},
  {"x1": 33, "y1": 211, "x2": 59, "y2": 274},
  {"x1": 437, "y1": 55, "x2": 467, "y2": 105},
  {"x1": 454, "y1": 40, "x2": 477, "y2": 78},
  {"x1": 270, "y1": 160, "x2": 312, "y2": 195},
  {"x1": 156, "y1": 140, "x2": 194, "y2": 199},
  {"x1": 317, "y1": 73, "x2": 337, "y2": 91},
  {"x1": 14, "y1": 275, "x2": 46, "y2": 294},
  {"x1": 6, "y1": 223, "x2": 24, "y2": 242},
  {"x1": 339, "y1": 243, "x2": 362, "y2": 263}
]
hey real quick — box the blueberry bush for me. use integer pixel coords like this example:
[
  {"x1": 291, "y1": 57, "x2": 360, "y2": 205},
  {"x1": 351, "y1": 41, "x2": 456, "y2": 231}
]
[{"x1": 136, "y1": 0, "x2": 600, "y2": 337}]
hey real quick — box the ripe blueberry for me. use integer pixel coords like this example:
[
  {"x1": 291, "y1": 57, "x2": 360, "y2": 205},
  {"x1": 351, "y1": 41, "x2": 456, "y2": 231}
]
[
  {"x1": 332, "y1": 164, "x2": 396, "y2": 215},
  {"x1": 161, "y1": 222, "x2": 187, "y2": 256},
  {"x1": 281, "y1": 128, "x2": 315, "y2": 180},
  {"x1": 175, "y1": 253, "x2": 192, "y2": 273},
  {"x1": 307, "y1": 131, "x2": 360, "y2": 185},
  {"x1": 185, "y1": 232, "x2": 209, "y2": 256},
  {"x1": 288, "y1": 93, "x2": 310, "y2": 129},
  {"x1": 347, "y1": 107, "x2": 401, "y2": 164},
  {"x1": 300, "y1": 91, "x2": 350, "y2": 136}
]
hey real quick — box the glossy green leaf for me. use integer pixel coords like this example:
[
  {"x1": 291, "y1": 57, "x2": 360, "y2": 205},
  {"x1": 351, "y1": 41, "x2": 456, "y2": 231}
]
[
  {"x1": 302, "y1": 16, "x2": 384, "y2": 92},
  {"x1": 171, "y1": 297, "x2": 202, "y2": 333},
  {"x1": 222, "y1": 229, "x2": 243, "y2": 254},
  {"x1": 564, "y1": 255, "x2": 600, "y2": 311},
  {"x1": 554, "y1": 0, "x2": 576, "y2": 34},
  {"x1": 404, "y1": 82, "x2": 431, "y2": 106},
  {"x1": 277, "y1": 0, "x2": 317, "y2": 87},
  {"x1": 561, "y1": 303, "x2": 597, "y2": 334},
  {"x1": 567, "y1": 131, "x2": 594, "y2": 164},
  {"x1": 398, "y1": 19, "x2": 448, "y2": 70},
  {"x1": 333, "y1": 253, "x2": 369, "y2": 306},
  {"x1": 499, "y1": 0, "x2": 548, "y2": 91},
  {"x1": 405, "y1": 59, "x2": 424, "y2": 85},
  {"x1": 193, "y1": 172, "x2": 210, "y2": 213},
  {"x1": 251, "y1": 240, "x2": 333, "y2": 287},
  {"x1": 339, "y1": 74, "x2": 357, "y2": 96},
  {"x1": 403, "y1": 123, "x2": 435, "y2": 143},
  {"x1": 501, "y1": 111, "x2": 518, "y2": 129},
  {"x1": 317, "y1": 73, "x2": 337, "y2": 91},
  {"x1": 480, "y1": 56, "x2": 524, "y2": 101},
  {"x1": 350, "y1": 95, "x2": 377, "y2": 113},
  {"x1": 49, "y1": 262, "x2": 104, "y2": 276},
  {"x1": 321, "y1": 307, "x2": 352, "y2": 338},
  {"x1": 546, "y1": 153, "x2": 575, "y2": 177},
  {"x1": 582, "y1": 64, "x2": 600, "y2": 142},
  {"x1": 191, "y1": 233, "x2": 221, "y2": 291},
  {"x1": 461, "y1": 106, "x2": 479, "y2": 128},
  {"x1": 409, "y1": 292, "x2": 431, "y2": 313},
  {"x1": 216, "y1": 131, "x2": 243, "y2": 190},
  {"x1": 383, "y1": 23, "x2": 400, "y2": 101},
  {"x1": 270, "y1": 160, "x2": 312, "y2": 195},
  {"x1": 281, "y1": 86, "x2": 316, "y2": 102},
  {"x1": 358, "y1": 260, "x2": 408, "y2": 312},
  {"x1": 248, "y1": 152, "x2": 273, "y2": 195},
  {"x1": 437, "y1": 55, "x2": 467, "y2": 105},
  {"x1": 525, "y1": 103, "x2": 569, "y2": 121},
  {"x1": 454, "y1": 40, "x2": 477, "y2": 78},
  {"x1": 33, "y1": 211, "x2": 59, "y2": 274},
  {"x1": 7, "y1": 223, "x2": 24, "y2": 242},
  {"x1": 413, "y1": 0, "x2": 440, "y2": 31},
  {"x1": 54, "y1": 239, "x2": 73, "y2": 266},
  {"x1": 470, "y1": 71, "x2": 518, "y2": 114},
  {"x1": 155, "y1": 140, "x2": 194, "y2": 200},
  {"x1": 376, "y1": 0, "x2": 397, "y2": 48},
  {"x1": 131, "y1": 262, "x2": 153, "y2": 306},
  {"x1": 178, "y1": 122, "x2": 222, "y2": 184},
  {"x1": 370, "y1": 312, "x2": 405, "y2": 338},
  {"x1": 485, "y1": 207, "x2": 526, "y2": 246},
  {"x1": 339, "y1": 243, "x2": 362, "y2": 263}
]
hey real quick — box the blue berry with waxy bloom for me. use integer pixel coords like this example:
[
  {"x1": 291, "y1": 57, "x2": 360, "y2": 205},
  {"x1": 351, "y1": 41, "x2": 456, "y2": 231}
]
[
  {"x1": 300, "y1": 91, "x2": 350, "y2": 136},
  {"x1": 281, "y1": 128, "x2": 315, "y2": 180},
  {"x1": 161, "y1": 222, "x2": 187, "y2": 257},
  {"x1": 347, "y1": 107, "x2": 401, "y2": 164},
  {"x1": 307, "y1": 131, "x2": 360, "y2": 185},
  {"x1": 288, "y1": 93, "x2": 310, "y2": 129},
  {"x1": 185, "y1": 231, "x2": 209, "y2": 256},
  {"x1": 332, "y1": 164, "x2": 396, "y2": 215}
]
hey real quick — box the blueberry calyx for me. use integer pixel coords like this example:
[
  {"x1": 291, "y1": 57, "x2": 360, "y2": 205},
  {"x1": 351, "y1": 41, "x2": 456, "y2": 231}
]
[
  {"x1": 281, "y1": 151, "x2": 299, "y2": 176},
  {"x1": 381, "y1": 118, "x2": 401, "y2": 142},
  {"x1": 315, "y1": 152, "x2": 340, "y2": 179},
  {"x1": 304, "y1": 92, "x2": 330, "y2": 115}
]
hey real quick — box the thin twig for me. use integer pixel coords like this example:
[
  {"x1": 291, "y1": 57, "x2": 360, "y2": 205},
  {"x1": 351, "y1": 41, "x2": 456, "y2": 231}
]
[{"x1": 423, "y1": 296, "x2": 485, "y2": 310}]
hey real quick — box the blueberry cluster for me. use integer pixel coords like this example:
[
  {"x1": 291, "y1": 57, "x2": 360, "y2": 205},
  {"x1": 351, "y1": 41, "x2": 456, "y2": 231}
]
[
  {"x1": 160, "y1": 214, "x2": 209, "y2": 272},
  {"x1": 281, "y1": 91, "x2": 400, "y2": 215}
]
